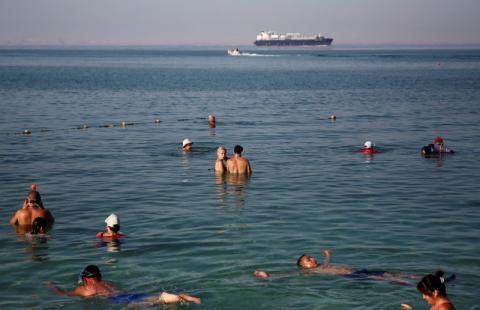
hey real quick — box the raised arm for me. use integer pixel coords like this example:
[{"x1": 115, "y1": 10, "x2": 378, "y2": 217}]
[{"x1": 322, "y1": 249, "x2": 331, "y2": 267}]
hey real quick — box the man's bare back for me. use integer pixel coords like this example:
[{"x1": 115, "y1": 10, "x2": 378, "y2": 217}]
[
  {"x1": 10, "y1": 192, "x2": 54, "y2": 226},
  {"x1": 9, "y1": 208, "x2": 32, "y2": 226},
  {"x1": 226, "y1": 145, "x2": 252, "y2": 175}
]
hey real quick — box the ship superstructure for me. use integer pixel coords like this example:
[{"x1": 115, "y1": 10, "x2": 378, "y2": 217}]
[{"x1": 254, "y1": 31, "x2": 333, "y2": 46}]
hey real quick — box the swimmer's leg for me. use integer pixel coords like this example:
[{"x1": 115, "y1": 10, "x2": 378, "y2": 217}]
[{"x1": 158, "y1": 292, "x2": 201, "y2": 304}]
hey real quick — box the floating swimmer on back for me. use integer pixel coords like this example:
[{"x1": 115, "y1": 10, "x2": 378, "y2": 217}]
[
  {"x1": 421, "y1": 136, "x2": 455, "y2": 156},
  {"x1": 359, "y1": 141, "x2": 380, "y2": 154},
  {"x1": 97, "y1": 214, "x2": 125, "y2": 239}
]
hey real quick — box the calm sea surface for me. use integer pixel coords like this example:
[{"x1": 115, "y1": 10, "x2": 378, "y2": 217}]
[{"x1": 0, "y1": 47, "x2": 479, "y2": 309}]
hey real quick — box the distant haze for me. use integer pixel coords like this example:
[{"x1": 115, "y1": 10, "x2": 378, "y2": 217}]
[{"x1": 1, "y1": 0, "x2": 479, "y2": 46}]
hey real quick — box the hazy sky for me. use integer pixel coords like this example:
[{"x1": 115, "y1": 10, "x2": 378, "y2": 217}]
[{"x1": 1, "y1": 0, "x2": 479, "y2": 46}]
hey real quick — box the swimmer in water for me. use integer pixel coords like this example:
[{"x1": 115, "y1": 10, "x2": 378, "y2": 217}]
[
  {"x1": 96, "y1": 214, "x2": 125, "y2": 239},
  {"x1": 10, "y1": 187, "x2": 54, "y2": 227},
  {"x1": 401, "y1": 270, "x2": 455, "y2": 310},
  {"x1": 254, "y1": 249, "x2": 417, "y2": 284},
  {"x1": 215, "y1": 146, "x2": 228, "y2": 174},
  {"x1": 182, "y1": 138, "x2": 193, "y2": 152},
  {"x1": 421, "y1": 136, "x2": 455, "y2": 156},
  {"x1": 226, "y1": 145, "x2": 252, "y2": 175},
  {"x1": 47, "y1": 265, "x2": 201, "y2": 304},
  {"x1": 208, "y1": 114, "x2": 216, "y2": 128},
  {"x1": 359, "y1": 141, "x2": 380, "y2": 154}
]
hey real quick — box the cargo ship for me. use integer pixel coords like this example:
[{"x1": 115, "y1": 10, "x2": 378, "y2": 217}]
[{"x1": 254, "y1": 31, "x2": 333, "y2": 46}]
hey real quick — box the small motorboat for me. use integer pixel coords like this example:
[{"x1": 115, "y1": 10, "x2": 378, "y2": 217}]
[{"x1": 227, "y1": 48, "x2": 241, "y2": 56}]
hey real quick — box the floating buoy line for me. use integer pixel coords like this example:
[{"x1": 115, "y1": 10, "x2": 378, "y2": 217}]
[{"x1": 4, "y1": 119, "x2": 162, "y2": 137}]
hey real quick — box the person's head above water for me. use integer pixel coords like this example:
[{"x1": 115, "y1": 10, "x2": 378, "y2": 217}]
[
  {"x1": 31, "y1": 217, "x2": 47, "y2": 234},
  {"x1": 182, "y1": 138, "x2": 193, "y2": 151},
  {"x1": 417, "y1": 270, "x2": 447, "y2": 298},
  {"x1": 81, "y1": 265, "x2": 102, "y2": 281},
  {"x1": 364, "y1": 141, "x2": 374, "y2": 149},
  {"x1": 26, "y1": 191, "x2": 43, "y2": 208},
  {"x1": 296, "y1": 254, "x2": 319, "y2": 269},
  {"x1": 434, "y1": 136, "x2": 444, "y2": 145},
  {"x1": 105, "y1": 213, "x2": 120, "y2": 233},
  {"x1": 217, "y1": 146, "x2": 227, "y2": 160},
  {"x1": 234, "y1": 145, "x2": 243, "y2": 155},
  {"x1": 208, "y1": 114, "x2": 216, "y2": 128}
]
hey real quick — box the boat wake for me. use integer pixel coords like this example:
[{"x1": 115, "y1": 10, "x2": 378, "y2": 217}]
[{"x1": 239, "y1": 52, "x2": 280, "y2": 57}]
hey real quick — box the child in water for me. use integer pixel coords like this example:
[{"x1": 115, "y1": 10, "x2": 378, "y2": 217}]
[{"x1": 96, "y1": 214, "x2": 125, "y2": 239}]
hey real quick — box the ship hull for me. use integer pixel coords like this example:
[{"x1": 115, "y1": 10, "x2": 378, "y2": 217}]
[{"x1": 254, "y1": 38, "x2": 333, "y2": 46}]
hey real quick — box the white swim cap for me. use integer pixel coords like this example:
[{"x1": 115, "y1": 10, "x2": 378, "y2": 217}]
[
  {"x1": 182, "y1": 138, "x2": 193, "y2": 147},
  {"x1": 364, "y1": 141, "x2": 373, "y2": 148},
  {"x1": 105, "y1": 214, "x2": 119, "y2": 227}
]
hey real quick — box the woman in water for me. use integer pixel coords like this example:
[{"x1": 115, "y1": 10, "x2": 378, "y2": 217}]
[
  {"x1": 96, "y1": 214, "x2": 125, "y2": 239},
  {"x1": 401, "y1": 270, "x2": 455, "y2": 310},
  {"x1": 215, "y1": 146, "x2": 228, "y2": 174}
]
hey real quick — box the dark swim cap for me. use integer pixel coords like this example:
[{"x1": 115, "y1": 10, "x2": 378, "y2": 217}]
[{"x1": 82, "y1": 265, "x2": 102, "y2": 280}]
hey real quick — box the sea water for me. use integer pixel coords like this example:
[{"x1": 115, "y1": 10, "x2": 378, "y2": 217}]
[{"x1": 0, "y1": 47, "x2": 479, "y2": 309}]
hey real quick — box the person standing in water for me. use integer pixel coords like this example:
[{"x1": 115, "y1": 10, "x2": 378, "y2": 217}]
[
  {"x1": 401, "y1": 270, "x2": 455, "y2": 310},
  {"x1": 215, "y1": 146, "x2": 228, "y2": 174},
  {"x1": 10, "y1": 186, "x2": 54, "y2": 227},
  {"x1": 226, "y1": 145, "x2": 252, "y2": 175}
]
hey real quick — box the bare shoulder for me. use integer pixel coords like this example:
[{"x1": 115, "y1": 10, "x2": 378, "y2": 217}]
[{"x1": 438, "y1": 303, "x2": 455, "y2": 310}]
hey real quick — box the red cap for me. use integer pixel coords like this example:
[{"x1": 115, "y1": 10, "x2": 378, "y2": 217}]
[
  {"x1": 31, "y1": 183, "x2": 37, "y2": 191},
  {"x1": 434, "y1": 136, "x2": 444, "y2": 144}
]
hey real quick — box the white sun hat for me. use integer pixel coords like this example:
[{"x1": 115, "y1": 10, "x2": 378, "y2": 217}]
[
  {"x1": 182, "y1": 138, "x2": 193, "y2": 147},
  {"x1": 364, "y1": 141, "x2": 373, "y2": 148},
  {"x1": 105, "y1": 214, "x2": 119, "y2": 227}
]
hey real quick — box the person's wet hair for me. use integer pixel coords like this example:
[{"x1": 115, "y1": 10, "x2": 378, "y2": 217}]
[
  {"x1": 296, "y1": 254, "x2": 308, "y2": 266},
  {"x1": 109, "y1": 224, "x2": 120, "y2": 233},
  {"x1": 82, "y1": 265, "x2": 102, "y2": 281},
  {"x1": 234, "y1": 145, "x2": 243, "y2": 154},
  {"x1": 31, "y1": 217, "x2": 47, "y2": 234},
  {"x1": 417, "y1": 270, "x2": 447, "y2": 297}
]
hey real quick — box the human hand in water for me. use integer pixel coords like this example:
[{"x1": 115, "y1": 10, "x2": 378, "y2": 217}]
[
  {"x1": 323, "y1": 249, "x2": 331, "y2": 258},
  {"x1": 46, "y1": 282, "x2": 64, "y2": 295},
  {"x1": 253, "y1": 271, "x2": 270, "y2": 278},
  {"x1": 400, "y1": 304, "x2": 413, "y2": 309}
]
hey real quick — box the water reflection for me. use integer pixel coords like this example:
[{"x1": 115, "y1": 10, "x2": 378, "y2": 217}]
[
  {"x1": 422, "y1": 153, "x2": 447, "y2": 167},
  {"x1": 96, "y1": 239, "x2": 122, "y2": 253},
  {"x1": 215, "y1": 173, "x2": 250, "y2": 208},
  {"x1": 362, "y1": 153, "x2": 375, "y2": 164},
  {"x1": 13, "y1": 226, "x2": 50, "y2": 262}
]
